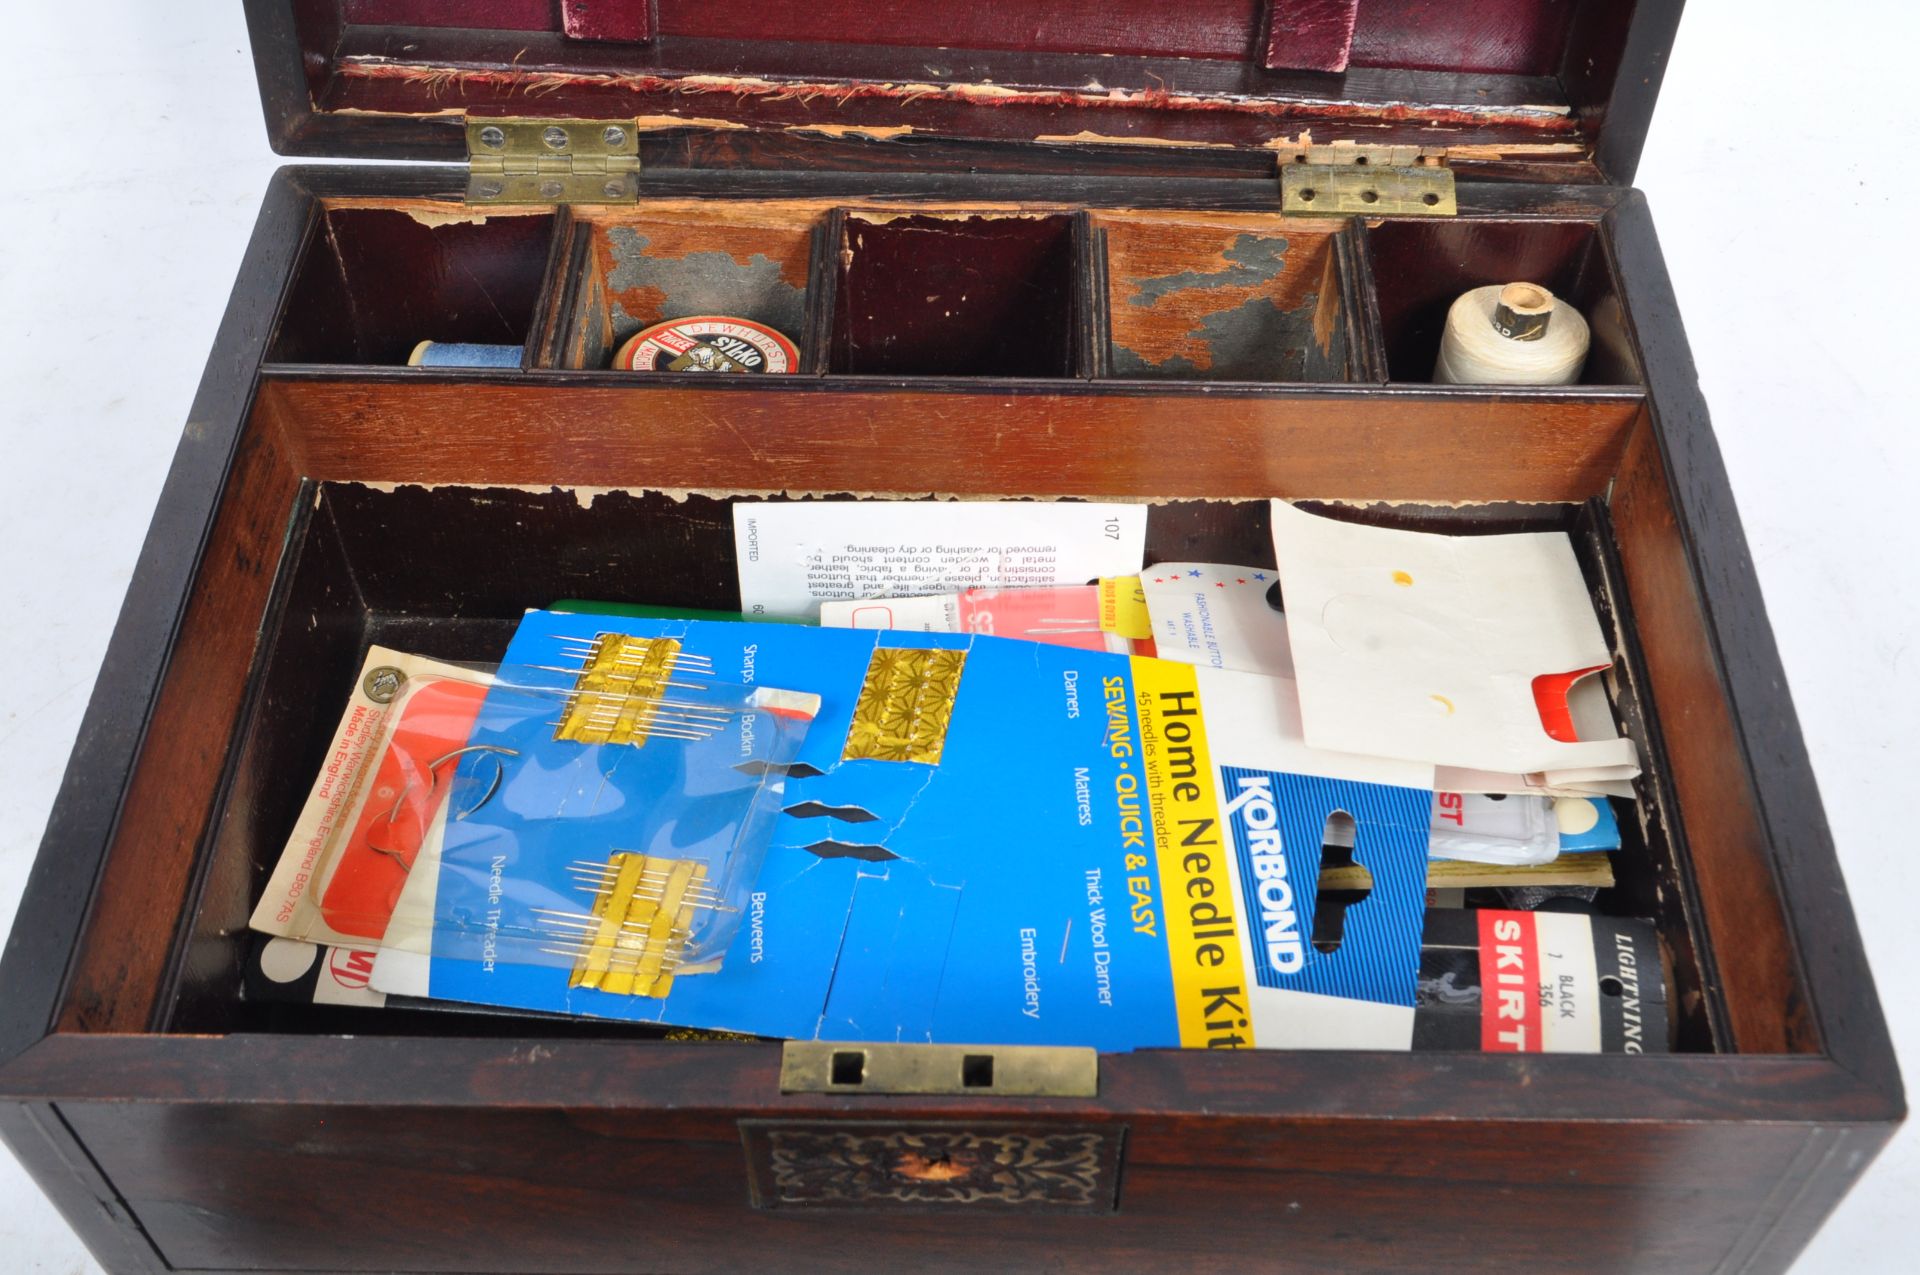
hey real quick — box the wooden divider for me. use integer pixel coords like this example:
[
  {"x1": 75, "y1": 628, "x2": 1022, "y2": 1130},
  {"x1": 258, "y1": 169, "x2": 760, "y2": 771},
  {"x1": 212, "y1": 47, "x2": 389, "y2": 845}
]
[{"x1": 267, "y1": 377, "x2": 1642, "y2": 504}]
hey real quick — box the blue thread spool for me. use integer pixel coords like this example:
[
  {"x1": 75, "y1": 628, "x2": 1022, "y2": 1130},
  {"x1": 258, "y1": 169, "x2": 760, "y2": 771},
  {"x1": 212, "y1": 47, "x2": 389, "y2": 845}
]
[{"x1": 407, "y1": 341, "x2": 524, "y2": 369}]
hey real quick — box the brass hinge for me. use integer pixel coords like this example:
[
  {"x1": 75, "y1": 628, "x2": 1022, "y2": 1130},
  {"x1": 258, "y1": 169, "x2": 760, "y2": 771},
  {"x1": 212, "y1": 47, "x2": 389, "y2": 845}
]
[
  {"x1": 780, "y1": 1042, "x2": 1098, "y2": 1097},
  {"x1": 1277, "y1": 144, "x2": 1456, "y2": 216},
  {"x1": 466, "y1": 117, "x2": 640, "y2": 205}
]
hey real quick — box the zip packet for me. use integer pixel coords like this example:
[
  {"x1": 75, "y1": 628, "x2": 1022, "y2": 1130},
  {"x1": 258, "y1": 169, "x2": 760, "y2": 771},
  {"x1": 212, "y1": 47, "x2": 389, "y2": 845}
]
[
  {"x1": 820, "y1": 578, "x2": 1154, "y2": 656},
  {"x1": 1427, "y1": 791, "x2": 1559, "y2": 865},
  {"x1": 816, "y1": 567, "x2": 1274, "y2": 667}
]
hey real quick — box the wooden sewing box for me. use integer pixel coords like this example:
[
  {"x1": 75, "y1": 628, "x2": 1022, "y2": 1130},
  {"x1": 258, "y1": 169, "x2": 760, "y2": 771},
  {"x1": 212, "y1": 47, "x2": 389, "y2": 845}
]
[{"x1": 0, "y1": 2, "x2": 1902, "y2": 1271}]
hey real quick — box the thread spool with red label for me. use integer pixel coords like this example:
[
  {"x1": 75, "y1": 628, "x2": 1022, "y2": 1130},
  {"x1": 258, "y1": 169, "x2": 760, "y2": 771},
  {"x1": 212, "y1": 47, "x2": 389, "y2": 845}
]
[{"x1": 612, "y1": 317, "x2": 799, "y2": 374}]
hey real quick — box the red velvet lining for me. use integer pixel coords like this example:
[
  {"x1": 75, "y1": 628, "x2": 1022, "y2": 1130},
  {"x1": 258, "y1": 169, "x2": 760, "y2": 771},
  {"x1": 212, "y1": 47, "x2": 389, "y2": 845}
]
[
  {"x1": 1266, "y1": 0, "x2": 1361, "y2": 73},
  {"x1": 343, "y1": 0, "x2": 554, "y2": 32},
  {"x1": 338, "y1": 0, "x2": 1588, "y2": 75},
  {"x1": 561, "y1": 0, "x2": 650, "y2": 42}
]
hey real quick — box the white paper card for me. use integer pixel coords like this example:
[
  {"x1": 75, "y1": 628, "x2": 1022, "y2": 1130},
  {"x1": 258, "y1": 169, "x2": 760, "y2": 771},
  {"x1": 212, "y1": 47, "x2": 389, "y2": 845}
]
[
  {"x1": 1194, "y1": 665, "x2": 1434, "y2": 791},
  {"x1": 1269, "y1": 501, "x2": 1640, "y2": 776},
  {"x1": 1140, "y1": 562, "x2": 1294, "y2": 677},
  {"x1": 819, "y1": 593, "x2": 960, "y2": 631},
  {"x1": 733, "y1": 501, "x2": 1147, "y2": 620}
]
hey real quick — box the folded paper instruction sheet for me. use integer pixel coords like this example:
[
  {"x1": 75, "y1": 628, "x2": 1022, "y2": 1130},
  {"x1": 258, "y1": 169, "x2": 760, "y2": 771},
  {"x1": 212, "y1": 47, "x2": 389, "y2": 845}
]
[
  {"x1": 733, "y1": 500, "x2": 1148, "y2": 620},
  {"x1": 1269, "y1": 500, "x2": 1640, "y2": 779}
]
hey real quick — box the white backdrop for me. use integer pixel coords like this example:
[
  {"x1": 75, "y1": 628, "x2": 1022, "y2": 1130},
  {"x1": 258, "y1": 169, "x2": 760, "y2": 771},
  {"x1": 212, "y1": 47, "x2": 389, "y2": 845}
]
[{"x1": 1, "y1": 3, "x2": 1912, "y2": 1270}]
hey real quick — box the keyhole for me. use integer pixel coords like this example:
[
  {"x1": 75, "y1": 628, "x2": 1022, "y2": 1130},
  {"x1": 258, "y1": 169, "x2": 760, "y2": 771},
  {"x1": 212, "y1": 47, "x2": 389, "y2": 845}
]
[{"x1": 1312, "y1": 811, "x2": 1371, "y2": 954}]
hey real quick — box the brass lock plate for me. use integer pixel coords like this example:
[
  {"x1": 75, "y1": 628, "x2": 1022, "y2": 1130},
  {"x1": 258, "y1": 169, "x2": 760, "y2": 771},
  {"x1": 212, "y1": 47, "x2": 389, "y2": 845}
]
[{"x1": 779, "y1": 1041, "x2": 1097, "y2": 1097}]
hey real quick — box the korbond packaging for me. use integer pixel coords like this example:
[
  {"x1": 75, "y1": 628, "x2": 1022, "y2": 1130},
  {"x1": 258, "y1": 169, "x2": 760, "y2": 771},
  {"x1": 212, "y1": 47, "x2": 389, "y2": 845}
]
[{"x1": 378, "y1": 613, "x2": 1437, "y2": 1050}]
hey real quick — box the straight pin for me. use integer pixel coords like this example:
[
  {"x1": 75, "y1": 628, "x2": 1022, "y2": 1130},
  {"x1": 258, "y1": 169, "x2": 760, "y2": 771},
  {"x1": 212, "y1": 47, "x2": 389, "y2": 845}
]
[
  {"x1": 563, "y1": 885, "x2": 730, "y2": 909},
  {"x1": 564, "y1": 863, "x2": 724, "y2": 886},
  {"x1": 549, "y1": 718, "x2": 725, "y2": 737},
  {"x1": 561, "y1": 719, "x2": 723, "y2": 738},
  {"x1": 560, "y1": 867, "x2": 729, "y2": 894},
  {"x1": 567, "y1": 858, "x2": 719, "y2": 879},
  {"x1": 524, "y1": 659, "x2": 715, "y2": 680},
  {"x1": 559, "y1": 677, "x2": 717, "y2": 694},
  {"x1": 531, "y1": 908, "x2": 720, "y2": 933},
  {"x1": 571, "y1": 697, "x2": 730, "y2": 718},
  {"x1": 535, "y1": 944, "x2": 690, "y2": 971},
  {"x1": 560, "y1": 876, "x2": 725, "y2": 901},
  {"x1": 533, "y1": 926, "x2": 693, "y2": 955},
  {"x1": 571, "y1": 716, "x2": 726, "y2": 735},
  {"x1": 555, "y1": 636, "x2": 711, "y2": 662},
  {"x1": 580, "y1": 710, "x2": 731, "y2": 730},
  {"x1": 577, "y1": 692, "x2": 738, "y2": 716},
  {"x1": 581, "y1": 650, "x2": 714, "y2": 666},
  {"x1": 565, "y1": 885, "x2": 728, "y2": 908},
  {"x1": 545, "y1": 682, "x2": 727, "y2": 704},
  {"x1": 549, "y1": 637, "x2": 714, "y2": 656},
  {"x1": 570, "y1": 715, "x2": 726, "y2": 734},
  {"x1": 566, "y1": 861, "x2": 720, "y2": 877}
]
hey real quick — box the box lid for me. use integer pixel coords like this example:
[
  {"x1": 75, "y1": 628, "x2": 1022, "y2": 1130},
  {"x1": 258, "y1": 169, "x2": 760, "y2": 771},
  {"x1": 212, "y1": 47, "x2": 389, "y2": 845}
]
[{"x1": 248, "y1": 2, "x2": 1683, "y2": 185}]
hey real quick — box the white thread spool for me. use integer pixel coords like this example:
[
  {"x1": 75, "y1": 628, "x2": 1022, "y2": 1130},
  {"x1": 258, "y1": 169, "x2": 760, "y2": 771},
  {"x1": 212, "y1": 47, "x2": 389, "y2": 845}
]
[{"x1": 1433, "y1": 281, "x2": 1590, "y2": 385}]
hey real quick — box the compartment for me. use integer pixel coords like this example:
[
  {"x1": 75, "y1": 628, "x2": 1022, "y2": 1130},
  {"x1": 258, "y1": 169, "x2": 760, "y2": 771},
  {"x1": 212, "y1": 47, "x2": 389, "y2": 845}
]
[
  {"x1": 47, "y1": 371, "x2": 1756, "y2": 1063},
  {"x1": 1364, "y1": 218, "x2": 1643, "y2": 386},
  {"x1": 205, "y1": 489, "x2": 1706, "y2": 1051},
  {"x1": 268, "y1": 205, "x2": 558, "y2": 365},
  {"x1": 554, "y1": 205, "x2": 820, "y2": 371},
  {"x1": 830, "y1": 212, "x2": 1080, "y2": 377},
  {"x1": 1093, "y1": 212, "x2": 1356, "y2": 381}
]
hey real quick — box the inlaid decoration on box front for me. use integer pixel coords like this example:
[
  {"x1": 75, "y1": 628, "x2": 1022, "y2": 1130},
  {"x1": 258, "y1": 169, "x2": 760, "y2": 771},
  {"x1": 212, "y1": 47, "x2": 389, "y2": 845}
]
[{"x1": 741, "y1": 1121, "x2": 1124, "y2": 1212}]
